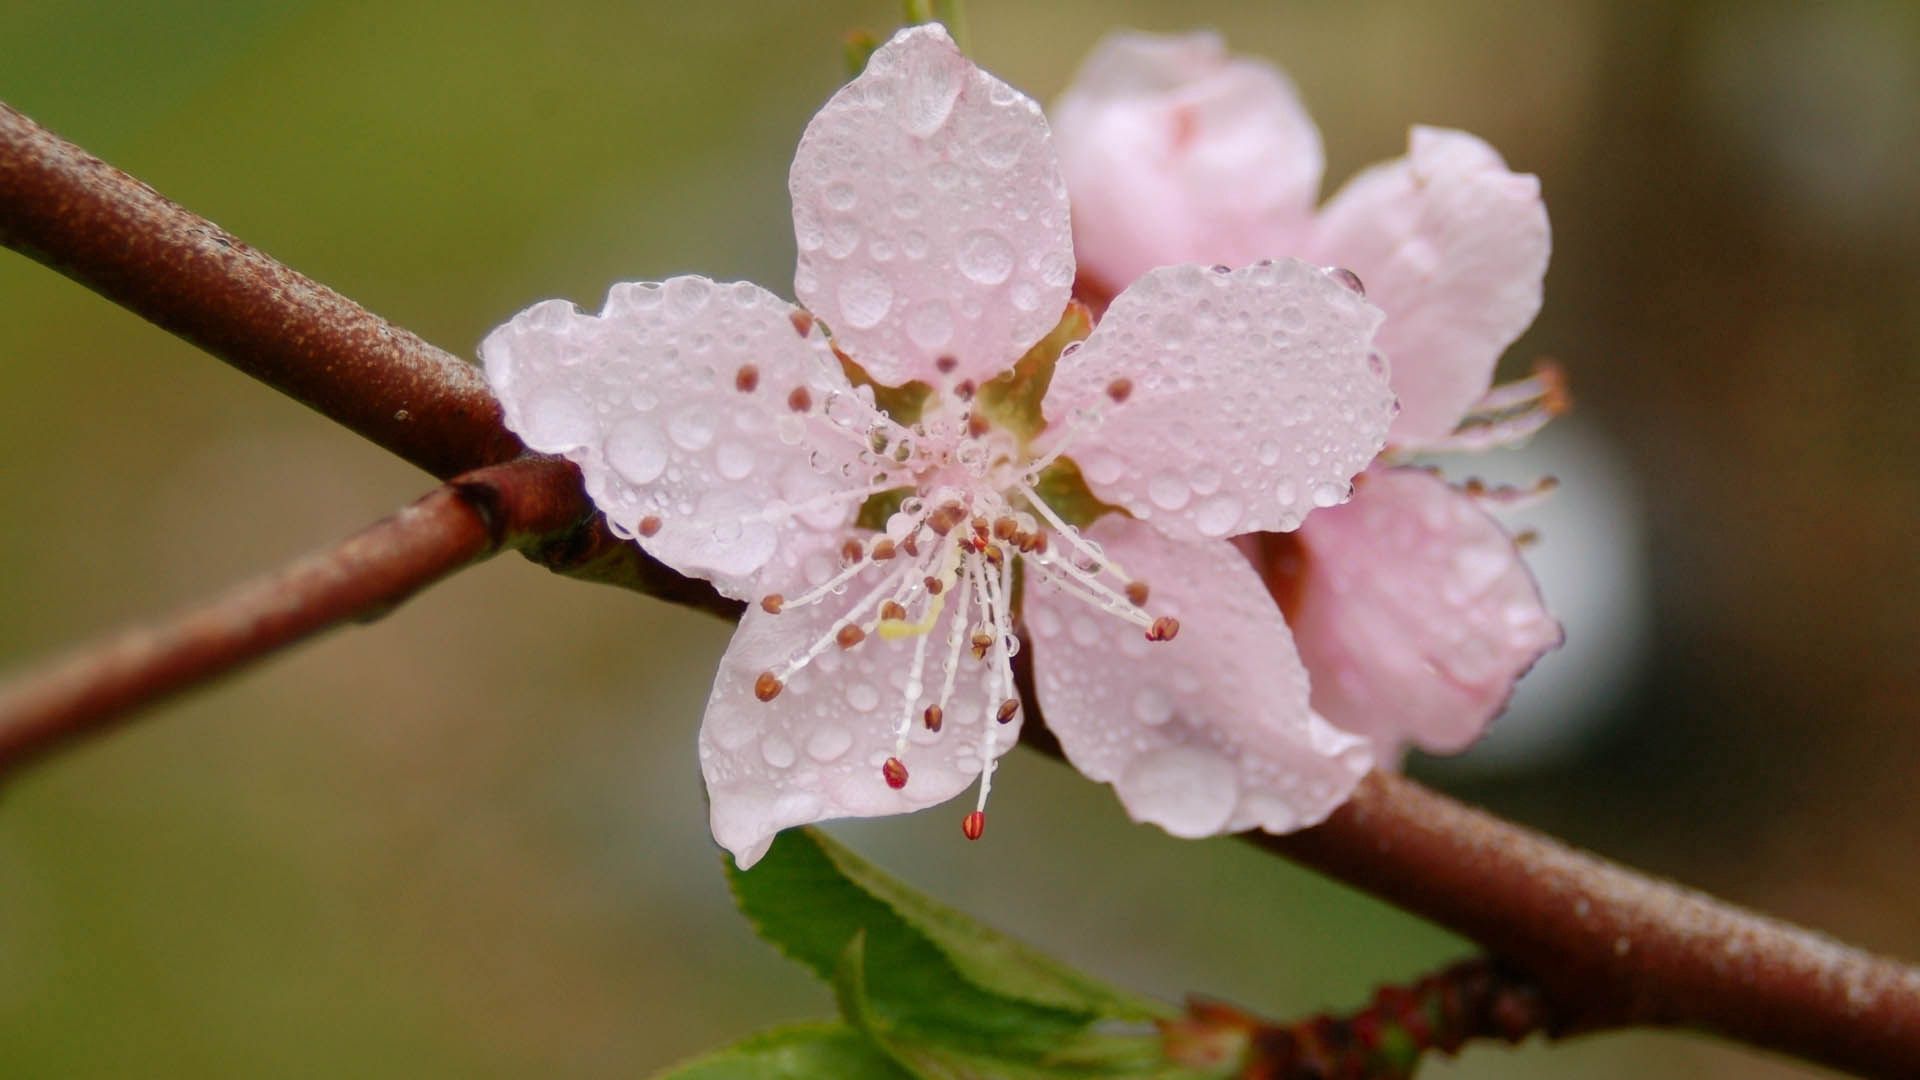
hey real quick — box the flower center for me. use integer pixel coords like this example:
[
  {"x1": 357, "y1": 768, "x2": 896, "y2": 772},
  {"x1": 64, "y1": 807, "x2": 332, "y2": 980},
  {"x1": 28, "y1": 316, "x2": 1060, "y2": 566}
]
[{"x1": 749, "y1": 363, "x2": 1178, "y2": 840}]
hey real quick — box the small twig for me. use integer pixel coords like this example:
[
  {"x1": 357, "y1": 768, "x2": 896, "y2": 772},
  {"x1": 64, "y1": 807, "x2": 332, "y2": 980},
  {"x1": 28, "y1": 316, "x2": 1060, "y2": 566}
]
[
  {"x1": 0, "y1": 458, "x2": 582, "y2": 778},
  {"x1": 3, "y1": 101, "x2": 1917, "y2": 1077},
  {"x1": 1163, "y1": 956, "x2": 1549, "y2": 1078}
]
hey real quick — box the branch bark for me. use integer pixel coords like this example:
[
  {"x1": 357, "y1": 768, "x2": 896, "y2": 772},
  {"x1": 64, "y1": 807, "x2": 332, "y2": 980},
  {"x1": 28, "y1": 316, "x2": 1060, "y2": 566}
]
[
  {"x1": 0, "y1": 458, "x2": 585, "y2": 777},
  {"x1": 3, "y1": 101, "x2": 1917, "y2": 1076}
]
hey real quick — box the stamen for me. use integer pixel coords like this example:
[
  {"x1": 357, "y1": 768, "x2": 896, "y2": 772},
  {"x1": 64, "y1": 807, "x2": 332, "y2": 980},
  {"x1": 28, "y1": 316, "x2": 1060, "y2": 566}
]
[
  {"x1": 754, "y1": 671, "x2": 783, "y2": 701},
  {"x1": 882, "y1": 756, "x2": 909, "y2": 789}
]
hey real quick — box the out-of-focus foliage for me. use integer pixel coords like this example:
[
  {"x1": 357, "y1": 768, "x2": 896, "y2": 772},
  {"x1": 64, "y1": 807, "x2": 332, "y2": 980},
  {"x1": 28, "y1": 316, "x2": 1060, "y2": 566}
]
[{"x1": 0, "y1": 3, "x2": 1913, "y2": 1078}]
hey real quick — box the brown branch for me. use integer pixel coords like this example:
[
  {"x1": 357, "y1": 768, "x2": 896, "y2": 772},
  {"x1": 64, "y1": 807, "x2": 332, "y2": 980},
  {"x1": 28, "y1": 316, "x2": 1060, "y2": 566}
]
[
  {"x1": 0, "y1": 457, "x2": 585, "y2": 778},
  {"x1": 4, "y1": 102, "x2": 1918, "y2": 1076},
  {"x1": 1251, "y1": 773, "x2": 1920, "y2": 1077}
]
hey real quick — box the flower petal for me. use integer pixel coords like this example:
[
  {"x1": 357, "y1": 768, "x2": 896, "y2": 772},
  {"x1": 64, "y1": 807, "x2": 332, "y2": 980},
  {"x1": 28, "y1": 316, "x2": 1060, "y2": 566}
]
[
  {"x1": 1026, "y1": 518, "x2": 1371, "y2": 838},
  {"x1": 1304, "y1": 127, "x2": 1550, "y2": 445},
  {"x1": 1046, "y1": 260, "x2": 1393, "y2": 542},
  {"x1": 790, "y1": 24, "x2": 1074, "y2": 388},
  {"x1": 1286, "y1": 467, "x2": 1562, "y2": 759},
  {"x1": 481, "y1": 276, "x2": 877, "y2": 601},
  {"x1": 1053, "y1": 31, "x2": 1325, "y2": 293},
  {"x1": 699, "y1": 587, "x2": 1009, "y2": 868}
]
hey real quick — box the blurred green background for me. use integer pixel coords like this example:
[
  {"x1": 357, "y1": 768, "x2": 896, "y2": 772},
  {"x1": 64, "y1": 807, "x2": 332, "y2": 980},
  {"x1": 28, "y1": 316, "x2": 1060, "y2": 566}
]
[{"x1": 2, "y1": 2, "x2": 1915, "y2": 1076}]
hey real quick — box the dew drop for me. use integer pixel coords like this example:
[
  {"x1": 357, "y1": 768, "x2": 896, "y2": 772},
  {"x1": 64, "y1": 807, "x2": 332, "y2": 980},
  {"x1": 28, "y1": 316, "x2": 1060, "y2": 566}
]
[
  {"x1": 524, "y1": 387, "x2": 596, "y2": 449},
  {"x1": 806, "y1": 725, "x2": 853, "y2": 763},
  {"x1": 1194, "y1": 495, "x2": 1243, "y2": 537},
  {"x1": 957, "y1": 231, "x2": 1015, "y2": 285},
  {"x1": 668, "y1": 408, "x2": 717, "y2": 451},
  {"x1": 605, "y1": 418, "x2": 669, "y2": 484},
  {"x1": 838, "y1": 268, "x2": 894, "y2": 329},
  {"x1": 760, "y1": 733, "x2": 797, "y2": 769},
  {"x1": 716, "y1": 442, "x2": 756, "y2": 480},
  {"x1": 1148, "y1": 472, "x2": 1191, "y2": 511}
]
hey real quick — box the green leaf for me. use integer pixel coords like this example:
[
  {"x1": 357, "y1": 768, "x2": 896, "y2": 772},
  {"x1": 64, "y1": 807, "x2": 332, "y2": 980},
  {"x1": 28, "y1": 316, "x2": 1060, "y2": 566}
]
[
  {"x1": 654, "y1": 1023, "x2": 912, "y2": 1080},
  {"x1": 809, "y1": 830, "x2": 1165, "y2": 1022},
  {"x1": 728, "y1": 829, "x2": 1167, "y2": 1060},
  {"x1": 975, "y1": 301, "x2": 1092, "y2": 449}
]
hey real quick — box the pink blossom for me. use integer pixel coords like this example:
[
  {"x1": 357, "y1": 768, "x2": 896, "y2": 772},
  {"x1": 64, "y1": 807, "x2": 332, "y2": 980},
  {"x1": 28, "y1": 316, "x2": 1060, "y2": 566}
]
[
  {"x1": 1054, "y1": 31, "x2": 1563, "y2": 760},
  {"x1": 481, "y1": 26, "x2": 1396, "y2": 866}
]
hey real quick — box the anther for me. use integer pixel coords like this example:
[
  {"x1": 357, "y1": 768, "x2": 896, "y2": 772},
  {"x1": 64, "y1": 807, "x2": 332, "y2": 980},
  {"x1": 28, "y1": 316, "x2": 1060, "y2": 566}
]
[
  {"x1": 840, "y1": 539, "x2": 865, "y2": 564},
  {"x1": 961, "y1": 810, "x2": 985, "y2": 840},
  {"x1": 1125, "y1": 581, "x2": 1150, "y2": 606},
  {"x1": 923, "y1": 704, "x2": 943, "y2": 732},
  {"x1": 882, "y1": 757, "x2": 909, "y2": 789},
  {"x1": 1146, "y1": 616, "x2": 1181, "y2": 642},
  {"x1": 871, "y1": 538, "x2": 897, "y2": 561},
  {"x1": 789, "y1": 310, "x2": 815, "y2": 337},
  {"x1": 639, "y1": 516, "x2": 663, "y2": 537},
  {"x1": 760, "y1": 594, "x2": 785, "y2": 615},
  {"x1": 935, "y1": 355, "x2": 958, "y2": 374},
  {"x1": 996, "y1": 698, "x2": 1018, "y2": 724},
  {"x1": 787, "y1": 386, "x2": 813, "y2": 412},
  {"x1": 924, "y1": 576, "x2": 944, "y2": 596},
  {"x1": 970, "y1": 632, "x2": 994, "y2": 660},
  {"x1": 880, "y1": 600, "x2": 908, "y2": 622},
  {"x1": 754, "y1": 671, "x2": 784, "y2": 702},
  {"x1": 1105, "y1": 377, "x2": 1133, "y2": 404},
  {"x1": 836, "y1": 624, "x2": 866, "y2": 649},
  {"x1": 734, "y1": 364, "x2": 760, "y2": 393}
]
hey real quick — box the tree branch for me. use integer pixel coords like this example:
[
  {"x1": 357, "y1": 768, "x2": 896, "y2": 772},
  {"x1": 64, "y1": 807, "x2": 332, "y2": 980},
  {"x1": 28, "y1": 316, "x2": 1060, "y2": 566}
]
[
  {"x1": 3, "y1": 102, "x2": 1917, "y2": 1076},
  {"x1": 0, "y1": 457, "x2": 587, "y2": 778}
]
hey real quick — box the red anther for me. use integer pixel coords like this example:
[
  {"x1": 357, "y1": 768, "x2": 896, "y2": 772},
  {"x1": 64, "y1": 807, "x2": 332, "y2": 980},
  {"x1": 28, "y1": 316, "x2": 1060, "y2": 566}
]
[
  {"x1": 787, "y1": 386, "x2": 813, "y2": 412},
  {"x1": 753, "y1": 671, "x2": 784, "y2": 702},
  {"x1": 840, "y1": 538, "x2": 865, "y2": 564},
  {"x1": 639, "y1": 515, "x2": 663, "y2": 537},
  {"x1": 1105, "y1": 377, "x2": 1133, "y2": 403},
  {"x1": 970, "y1": 632, "x2": 994, "y2": 659},
  {"x1": 961, "y1": 810, "x2": 985, "y2": 840},
  {"x1": 871, "y1": 538, "x2": 897, "y2": 560},
  {"x1": 734, "y1": 364, "x2": 760, "y2": 393},
  {"x1": 1147, "y1": 616, "x2": 1181, "y2": 642},
  {"x1": 924, "y1": 576, "x2": 944, "y2": 595},
  {"x1": 935, "y1": 355, "x2": 958, "y2": 374},
  {"x1": 996, "y1": 698, "x2": 1018, "y2": 724},
  {"x1": 1125, "y1": 581, "x2": 1150, "y2": 606},
  {"x1": 789, "y1": 310, "x2": 815, "y2": 338},
  {"x1": 836, "y1": 624, "x2": 866, "y2": 649},
  {"x1": 879, "y1": 600, "x2": 908, "y2": 622},
  {"x1": 922, "y1": 704, "x2": 943, "y2": 732},
  {"x1": 882, "y1": 757, "x2": 909, "y2": 789},
  {"x1": 760, "y1": 594, "x2": 785, "y2": 615}
]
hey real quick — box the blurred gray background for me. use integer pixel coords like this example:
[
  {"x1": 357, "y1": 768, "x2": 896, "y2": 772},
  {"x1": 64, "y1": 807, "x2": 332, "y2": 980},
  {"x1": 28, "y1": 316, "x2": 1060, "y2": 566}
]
[{"x1": 2, "y1": 2, "x2": 1915, "y2": 1076}]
